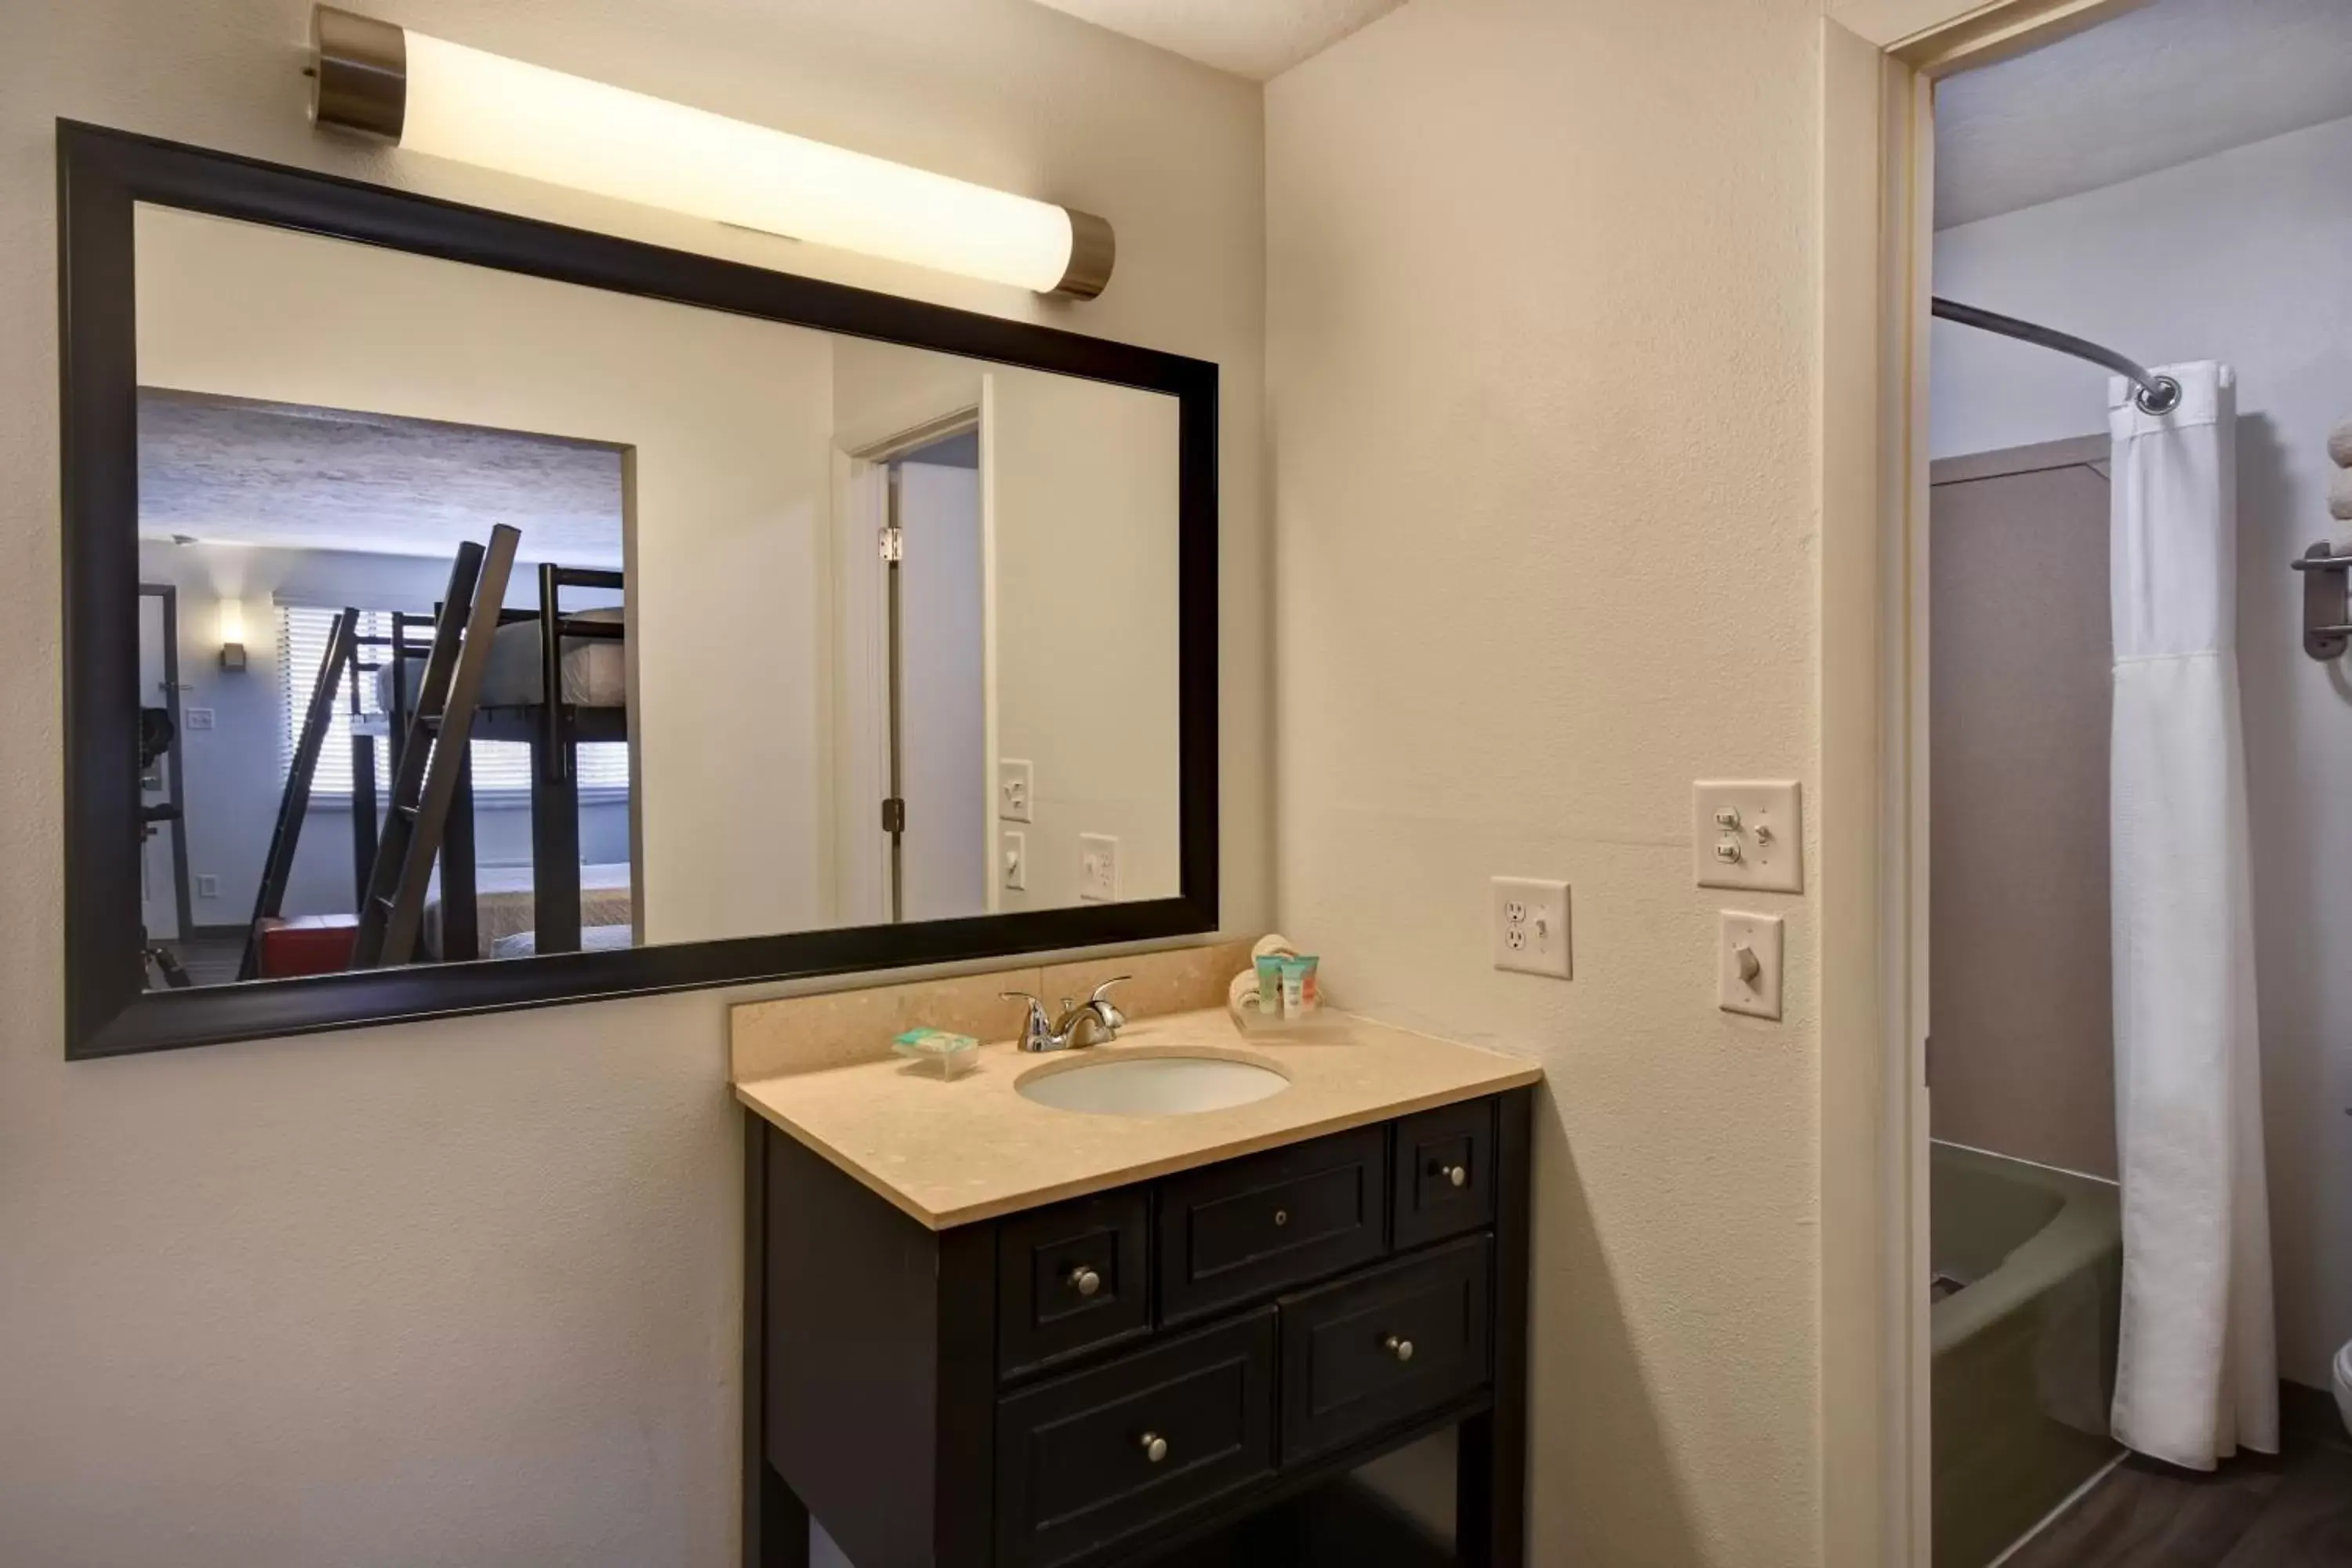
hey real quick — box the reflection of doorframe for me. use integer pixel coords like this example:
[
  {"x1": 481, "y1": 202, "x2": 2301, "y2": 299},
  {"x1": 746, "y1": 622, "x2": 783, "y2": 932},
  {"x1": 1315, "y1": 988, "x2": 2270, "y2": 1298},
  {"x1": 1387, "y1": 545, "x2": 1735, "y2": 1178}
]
[
  {"x1": 138, "y1": 583, "x2": 194, "y2": 940},
  {"x1": 839, "y1": 404, "x2": 987, "y2": 924}
]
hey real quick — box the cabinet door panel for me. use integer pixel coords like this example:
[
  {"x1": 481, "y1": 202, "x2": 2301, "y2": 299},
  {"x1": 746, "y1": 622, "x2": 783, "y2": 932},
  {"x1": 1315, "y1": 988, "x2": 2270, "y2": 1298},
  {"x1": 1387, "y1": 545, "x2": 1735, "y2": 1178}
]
[
  {"x1": 995, "y1": 1308, "x2": 1276, "y2": 1567},
  {"x1": 1156, "y1": 1124, "x2": 1387, "y2": 1324},
  {"x1": 1279, "y1": 1234, "x2": 1490, "y2": 1465},
  {"x1": 998, "y1": 1189, "x2": 1152, "y2": 1380},
  {"x1": 1392, "y1": 1098, "x2": 1497, "y2": 1251}
]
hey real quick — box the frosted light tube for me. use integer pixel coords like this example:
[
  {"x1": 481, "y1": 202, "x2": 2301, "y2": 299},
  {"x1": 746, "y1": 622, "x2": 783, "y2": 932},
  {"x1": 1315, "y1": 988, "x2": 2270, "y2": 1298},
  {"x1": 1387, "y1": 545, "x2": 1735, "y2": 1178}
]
[{"x1": 307, "y1": 5, "x2": 1114, "y2": 299}]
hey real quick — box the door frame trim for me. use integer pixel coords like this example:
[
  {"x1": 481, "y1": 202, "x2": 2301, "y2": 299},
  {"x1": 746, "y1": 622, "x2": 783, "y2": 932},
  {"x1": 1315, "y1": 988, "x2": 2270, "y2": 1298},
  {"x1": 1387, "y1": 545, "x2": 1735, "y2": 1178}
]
[
  {"x1": 1819, "y1": 4, "x2": 2147, "y2": 1563},
  {"x1": 136, "y1": 583, "x2": 194, "y2": 942}
]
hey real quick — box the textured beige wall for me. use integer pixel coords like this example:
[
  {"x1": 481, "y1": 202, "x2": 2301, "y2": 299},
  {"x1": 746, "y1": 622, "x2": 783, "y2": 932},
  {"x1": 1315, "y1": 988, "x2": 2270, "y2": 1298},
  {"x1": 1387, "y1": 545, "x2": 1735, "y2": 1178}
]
[
  {"x1": 1269, "y1": 1, "x2": 1826, "y2": 1561},
  {"x1": 0, "y1": 2, "x2": 1265, "y2": 1563}
]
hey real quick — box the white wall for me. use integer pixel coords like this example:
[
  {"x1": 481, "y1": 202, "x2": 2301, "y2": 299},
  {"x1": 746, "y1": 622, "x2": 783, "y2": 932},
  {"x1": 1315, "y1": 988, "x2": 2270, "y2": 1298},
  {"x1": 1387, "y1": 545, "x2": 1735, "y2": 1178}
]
[
  {"x1": 1931, "y1": 111, "x2": 2352, "y2": 1389},
  {"x1": 136, "y1": 205, "x2": 837, "y2": 947},
  {"x1": 990, "y1": 368, "x2": 1183, "y2": 911},
  {"x1": 0, "y1": 2, "x2": 1266, "y2": 1563},
  {"x1": 1268, "y1": 1, "x2": 1824, "y2": 1563}
]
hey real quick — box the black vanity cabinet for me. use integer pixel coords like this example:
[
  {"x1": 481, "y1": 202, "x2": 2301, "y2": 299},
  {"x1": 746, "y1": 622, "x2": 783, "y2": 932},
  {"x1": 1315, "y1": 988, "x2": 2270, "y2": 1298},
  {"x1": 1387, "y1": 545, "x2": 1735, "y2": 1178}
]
[{"x1": 743, "y1": 1088, "x2": 1532, "y2": 1568}]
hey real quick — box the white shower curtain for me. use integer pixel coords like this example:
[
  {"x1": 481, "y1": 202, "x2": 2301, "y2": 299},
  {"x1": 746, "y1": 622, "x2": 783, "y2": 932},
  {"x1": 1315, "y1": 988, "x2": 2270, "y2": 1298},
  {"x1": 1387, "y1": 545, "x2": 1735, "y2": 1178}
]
[{"x1": 2107, "y1": 361, "x2": 2278, "y2": 1468}]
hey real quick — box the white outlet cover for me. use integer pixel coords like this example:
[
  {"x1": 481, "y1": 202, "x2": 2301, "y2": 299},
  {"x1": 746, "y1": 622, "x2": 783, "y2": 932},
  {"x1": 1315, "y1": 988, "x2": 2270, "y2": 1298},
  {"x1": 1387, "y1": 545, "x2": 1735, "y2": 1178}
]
[
  {"x1": 1001, "y1": 830, "x2": 1026, "y2": 892},
  {"x1": 183, "y1": 707, "x2": 216, "y2": 731},
  {"x1": 1491, "y1": 877, "x2": 1572, "y2": 979},
  {"x1": 1079, "y1": 833, "x2": 1119, "y2": 902},
  {"x1": 997, "y1": 759, "x2": 1033, "y2": 823},
  {"x1": 1717, "y1": 909, "x2": 1784, "y2": 1020},
  {"x1": 1693, "y1": 780, "x2": 1802, "y2": 893}
]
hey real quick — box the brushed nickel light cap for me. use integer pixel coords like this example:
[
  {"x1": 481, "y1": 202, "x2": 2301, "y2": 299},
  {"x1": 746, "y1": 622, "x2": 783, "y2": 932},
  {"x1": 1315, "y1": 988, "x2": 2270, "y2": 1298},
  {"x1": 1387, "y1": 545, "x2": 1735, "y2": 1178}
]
[
  {"x1": 310, "y1": 4, "x2": 407, "y2": 141},
  {"x1": 1053, "y1": 209, "x2": 1116, "y2": 301}
]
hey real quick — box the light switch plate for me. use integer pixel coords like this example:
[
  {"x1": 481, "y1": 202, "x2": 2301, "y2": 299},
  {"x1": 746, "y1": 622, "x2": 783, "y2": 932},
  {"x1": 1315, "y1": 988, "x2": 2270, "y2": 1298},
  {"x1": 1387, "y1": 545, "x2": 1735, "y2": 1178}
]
[
  {"x1": 183, "y1": 706, "x2": 216, "y2": 731},
  {"x1": 1000, "y1": 830, "x2": 1026, "y2": 892},
  {"x1": 1079, "y1": 833, "x2": 1119, "y2": 902},
  {"x1": 196, "y1": 873, "x2": 220, "y2": 899},
  {"x1": 1693, "y1": 780, "x2": 1802, "y2": 892},
  {"x1": 997, "y1": 759, "x2": 1033, "y2": 822},
  {"x1": 1491, "y1": 877, "x2": 1572, "y2": 979},
  {"x1": 1717, "y1": 909, "x2": 1784, "y2": 1020}
]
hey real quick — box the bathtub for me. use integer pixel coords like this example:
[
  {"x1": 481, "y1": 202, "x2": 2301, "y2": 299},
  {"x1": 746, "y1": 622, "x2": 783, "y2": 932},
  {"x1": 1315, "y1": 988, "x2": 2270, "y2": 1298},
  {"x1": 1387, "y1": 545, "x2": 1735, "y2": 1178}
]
[{"x1": 1929, "y1": 1141, "x2": 2123, "y2": 1568}]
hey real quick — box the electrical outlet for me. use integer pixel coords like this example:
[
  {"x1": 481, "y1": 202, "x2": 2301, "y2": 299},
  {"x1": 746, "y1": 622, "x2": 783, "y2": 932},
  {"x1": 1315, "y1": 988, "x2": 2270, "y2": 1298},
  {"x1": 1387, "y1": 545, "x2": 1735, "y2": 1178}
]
[
  {"x1": 183, "y1": 707, "x2": 215, "y2": 731},
  {"x1": 1491, "y1": 877, "x2": 1571, "y2": 978},
  {"x1": 1693, "y1": 781, "x2": 1802, "y2": 893},
  {"x1": 196, "y1": 874, "x2": 220, "y2": 899},
  {"x1": 1718, "y1": 909, "x2": 1784, "y2": 1020},
  {"x1": 1079, "y1": 833, "x2": 1119, "y2": 902},
  {"x1": 1001, "y1": 830, "x2": 1026, "y2": 892},
  {"x1": 997, "y1": 759, "x2": 1033, "y2": 822}
]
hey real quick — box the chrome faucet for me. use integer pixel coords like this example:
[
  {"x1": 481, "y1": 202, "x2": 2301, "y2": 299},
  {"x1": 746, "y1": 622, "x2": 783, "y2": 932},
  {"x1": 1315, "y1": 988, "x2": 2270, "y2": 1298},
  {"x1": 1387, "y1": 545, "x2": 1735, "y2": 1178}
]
[{"x1": 1002, "y1": 978, "x2": 1130, "y2": 1052}]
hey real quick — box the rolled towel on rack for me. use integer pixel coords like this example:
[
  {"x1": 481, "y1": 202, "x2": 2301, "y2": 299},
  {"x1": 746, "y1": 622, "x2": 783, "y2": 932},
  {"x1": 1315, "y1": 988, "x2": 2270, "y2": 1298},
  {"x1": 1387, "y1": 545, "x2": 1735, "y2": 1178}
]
[
  {"x1": 2331, "y1": 417, "x2": 2352, "y2": 469},
  {"x1": 2332, "y1": 467, "x2": 2352, "y2": 523}
]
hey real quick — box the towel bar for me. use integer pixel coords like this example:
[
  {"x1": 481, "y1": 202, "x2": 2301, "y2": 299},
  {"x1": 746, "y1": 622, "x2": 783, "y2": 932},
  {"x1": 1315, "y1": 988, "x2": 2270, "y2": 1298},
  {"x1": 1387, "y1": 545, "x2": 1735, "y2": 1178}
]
[{"x1": 2292, "y1": 543, "x2": 2352, "y2": 660}]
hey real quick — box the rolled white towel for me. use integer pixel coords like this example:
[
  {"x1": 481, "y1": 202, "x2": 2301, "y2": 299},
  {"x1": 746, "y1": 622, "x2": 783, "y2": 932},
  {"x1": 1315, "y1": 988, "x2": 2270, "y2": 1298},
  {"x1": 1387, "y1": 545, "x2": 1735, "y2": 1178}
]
[
  {"x1": 2333, "y1": 467, "x2": 2352, "y2": 522},
  {"x1": 2332, "y1": 417, "x2": 2352, "y2": 469}
]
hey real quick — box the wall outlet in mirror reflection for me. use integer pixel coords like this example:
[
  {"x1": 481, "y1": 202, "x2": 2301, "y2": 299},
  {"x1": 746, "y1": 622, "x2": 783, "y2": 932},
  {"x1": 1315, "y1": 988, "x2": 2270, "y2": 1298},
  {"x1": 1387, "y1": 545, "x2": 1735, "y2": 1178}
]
[
  {"x1": 998, "y1": 759, "x2": 1034, "y2": 823},
  {"x1": 1080, "y1": 833, "x2": 1120, "y2": 902}
]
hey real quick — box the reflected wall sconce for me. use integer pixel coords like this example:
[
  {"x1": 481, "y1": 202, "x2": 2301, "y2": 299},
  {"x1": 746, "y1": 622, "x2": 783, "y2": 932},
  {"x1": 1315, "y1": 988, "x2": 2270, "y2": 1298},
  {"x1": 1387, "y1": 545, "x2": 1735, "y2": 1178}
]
[
  {"x1": 305, "y1": 5, "x2": 1116, "y2": 299},
  {"x1": 217, "y1": 597, "x2": 248, "y2": 672}
]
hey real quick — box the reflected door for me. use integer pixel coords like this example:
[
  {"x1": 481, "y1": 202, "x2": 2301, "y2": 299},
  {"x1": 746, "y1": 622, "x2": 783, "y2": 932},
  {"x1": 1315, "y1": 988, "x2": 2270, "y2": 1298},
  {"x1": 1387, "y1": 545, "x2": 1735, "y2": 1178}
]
[{"x1": 895, "y1": 460, "x2": 989, "y2": 922}]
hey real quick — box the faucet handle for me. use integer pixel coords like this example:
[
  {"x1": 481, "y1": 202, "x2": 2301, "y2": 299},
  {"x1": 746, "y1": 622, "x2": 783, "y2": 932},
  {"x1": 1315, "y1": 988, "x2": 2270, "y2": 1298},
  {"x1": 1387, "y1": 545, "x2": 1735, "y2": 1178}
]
[
  {"x1": 1000, "y1": 991, "x2": 1052, "y2": 1051},
  {"x1": 1088, "y1": 976, "x2": 1131, "y2": 1031}
]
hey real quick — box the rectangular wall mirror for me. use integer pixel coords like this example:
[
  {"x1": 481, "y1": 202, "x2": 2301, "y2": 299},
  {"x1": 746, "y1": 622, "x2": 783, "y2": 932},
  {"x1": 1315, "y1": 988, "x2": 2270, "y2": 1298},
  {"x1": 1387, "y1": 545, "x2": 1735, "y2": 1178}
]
[{"x1": 61, "y1": 124, "x2": 1218, "y2": 1058}]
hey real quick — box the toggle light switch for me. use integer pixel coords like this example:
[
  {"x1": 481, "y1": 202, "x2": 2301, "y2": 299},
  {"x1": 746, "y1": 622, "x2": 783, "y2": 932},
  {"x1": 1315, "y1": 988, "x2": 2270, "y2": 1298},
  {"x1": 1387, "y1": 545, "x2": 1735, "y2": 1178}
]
[{"x1": 1693, "y1": 781, "x2": 1802, "y2": 892}]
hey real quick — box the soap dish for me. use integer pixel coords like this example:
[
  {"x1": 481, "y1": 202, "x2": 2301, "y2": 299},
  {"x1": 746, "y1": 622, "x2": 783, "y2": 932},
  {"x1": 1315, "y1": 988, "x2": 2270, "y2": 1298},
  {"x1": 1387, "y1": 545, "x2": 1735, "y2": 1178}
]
[{"x1": 893, "y1": 1028, "x2": 978, "y2": 1080}]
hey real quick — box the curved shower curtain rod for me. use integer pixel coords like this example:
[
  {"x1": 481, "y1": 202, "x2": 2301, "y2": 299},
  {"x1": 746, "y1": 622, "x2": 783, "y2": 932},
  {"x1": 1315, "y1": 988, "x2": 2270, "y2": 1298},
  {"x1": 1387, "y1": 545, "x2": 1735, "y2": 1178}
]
[{"x1": 1933, "y1": 296, "x2": 2181, "y2": 416}]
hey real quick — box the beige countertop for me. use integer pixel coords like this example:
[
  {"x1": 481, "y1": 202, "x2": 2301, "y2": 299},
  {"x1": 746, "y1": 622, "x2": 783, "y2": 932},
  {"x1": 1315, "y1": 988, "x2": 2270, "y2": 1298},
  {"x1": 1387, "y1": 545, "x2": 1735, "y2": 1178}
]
[{"x1": 733, "y1": 1007, "x2": 1542, "y2": 1230}]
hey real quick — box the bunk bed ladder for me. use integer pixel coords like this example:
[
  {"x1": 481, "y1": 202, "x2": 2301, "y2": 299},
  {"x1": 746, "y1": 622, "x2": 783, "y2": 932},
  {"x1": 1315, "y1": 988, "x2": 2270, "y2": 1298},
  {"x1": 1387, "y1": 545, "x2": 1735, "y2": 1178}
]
[
  {"x1": 236, "y1": 608, "x2": 358, "y2": 982},
  {"x1": 350, "y1": 525, "x2": 520, "y2": 969}
]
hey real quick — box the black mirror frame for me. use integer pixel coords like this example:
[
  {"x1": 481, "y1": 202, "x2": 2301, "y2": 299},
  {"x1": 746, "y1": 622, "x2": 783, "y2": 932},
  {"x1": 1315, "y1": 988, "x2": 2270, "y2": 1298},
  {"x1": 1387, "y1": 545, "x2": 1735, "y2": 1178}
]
[{"x1": 57, "y1": 121, "x2": 1218, "y2": 1059}]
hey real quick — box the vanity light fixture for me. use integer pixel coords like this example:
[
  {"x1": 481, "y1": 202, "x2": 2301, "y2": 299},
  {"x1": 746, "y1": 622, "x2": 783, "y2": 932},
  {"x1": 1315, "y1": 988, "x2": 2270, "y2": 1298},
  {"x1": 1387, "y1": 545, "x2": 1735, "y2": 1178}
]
[{"x1": 305, "y1": 5, "x2": 1115, "y2": 299}]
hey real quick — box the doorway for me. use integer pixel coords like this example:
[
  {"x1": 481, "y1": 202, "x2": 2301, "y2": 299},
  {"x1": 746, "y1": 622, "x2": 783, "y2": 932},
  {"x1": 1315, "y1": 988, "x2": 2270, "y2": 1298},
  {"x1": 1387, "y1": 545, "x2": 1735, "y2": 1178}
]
[{"x1": 838, "y1": 409, "x2": 992, "y2": 927}]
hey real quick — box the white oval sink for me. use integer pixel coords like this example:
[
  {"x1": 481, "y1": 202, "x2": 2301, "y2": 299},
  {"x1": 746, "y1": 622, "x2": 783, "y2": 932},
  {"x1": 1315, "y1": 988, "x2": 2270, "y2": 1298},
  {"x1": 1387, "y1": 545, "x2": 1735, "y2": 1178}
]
[{"x1": 1017, "y1": 1052, "x2": 1290, "y2": 1116}]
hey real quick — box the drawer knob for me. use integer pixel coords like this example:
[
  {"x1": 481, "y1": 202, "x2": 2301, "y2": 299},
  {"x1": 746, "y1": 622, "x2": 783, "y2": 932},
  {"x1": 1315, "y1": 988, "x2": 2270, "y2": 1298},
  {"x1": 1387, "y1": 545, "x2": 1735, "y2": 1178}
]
[
  {"x1": 1140, "y1": 1432, "x2": 1169, "y2": 1464},
  {"x1": 1067, "y1": 1265, "x2": 1102, "y2": 1298},
  {"x1": 1435, "y1": 1162, "x2": 1468, "y2": 1189},
  {"x1": 1273, "y1": 1209, "x2": 1289, "y2": 1227},
  {"x1": 1385, "y1": 1334, "x2": 1415, "y2": 1363}
]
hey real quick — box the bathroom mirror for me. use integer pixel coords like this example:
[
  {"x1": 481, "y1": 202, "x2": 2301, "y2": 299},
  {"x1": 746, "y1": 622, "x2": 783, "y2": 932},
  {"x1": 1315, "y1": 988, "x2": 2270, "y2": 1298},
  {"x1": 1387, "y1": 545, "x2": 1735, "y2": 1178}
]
[{"x1": 60, "y1": 124, "x2": 1218, "y2": 1057}]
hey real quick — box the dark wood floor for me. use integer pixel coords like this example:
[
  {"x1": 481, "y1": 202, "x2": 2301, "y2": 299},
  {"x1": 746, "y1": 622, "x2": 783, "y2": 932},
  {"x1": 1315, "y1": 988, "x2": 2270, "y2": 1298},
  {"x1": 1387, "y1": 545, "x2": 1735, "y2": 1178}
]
[{"x1": 2001, "y1": 1391, "x2": 2351, "y2": 1568}]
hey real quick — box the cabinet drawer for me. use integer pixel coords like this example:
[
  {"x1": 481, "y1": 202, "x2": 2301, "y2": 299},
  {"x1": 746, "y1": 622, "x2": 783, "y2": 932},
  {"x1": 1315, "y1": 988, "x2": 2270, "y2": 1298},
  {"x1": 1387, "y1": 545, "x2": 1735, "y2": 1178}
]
[
  {"x1": 995, "y1": 1307, "x2": 1277, "y2": 1568},
  {"x1": 998, "y1": 1189, "x2": 1152, "y2": 1381},
  {"x1": 1392, "y1": 1098, "x2": 1497, "y2": 1251},
  {"x1": 1156, "y1": 1125, "x2": 1388, "y2": 1325},
  {"x1": 1278, "y1": 1233, "x2": 1490, "y2": 1465}
]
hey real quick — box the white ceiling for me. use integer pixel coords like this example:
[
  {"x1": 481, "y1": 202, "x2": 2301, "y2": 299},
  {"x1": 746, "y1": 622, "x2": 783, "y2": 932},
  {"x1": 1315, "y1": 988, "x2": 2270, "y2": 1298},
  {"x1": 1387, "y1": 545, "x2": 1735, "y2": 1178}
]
[
  {"x1": 137, "y1": 391, "x2": 626, "y2": 568},
  {"x1": 1936, "y1": 0, "x2": 2352, "y2": 229},
  {"x1": 1025, "y1": 0, "x2": 1404, "y2": 80}
]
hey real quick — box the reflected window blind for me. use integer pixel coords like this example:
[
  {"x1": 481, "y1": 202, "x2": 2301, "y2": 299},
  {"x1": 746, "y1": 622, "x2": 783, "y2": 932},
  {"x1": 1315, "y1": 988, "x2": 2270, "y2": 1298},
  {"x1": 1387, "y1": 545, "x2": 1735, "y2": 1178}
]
[{"x1": 278, "y1": 604, "x2": 629, "y2": 797}]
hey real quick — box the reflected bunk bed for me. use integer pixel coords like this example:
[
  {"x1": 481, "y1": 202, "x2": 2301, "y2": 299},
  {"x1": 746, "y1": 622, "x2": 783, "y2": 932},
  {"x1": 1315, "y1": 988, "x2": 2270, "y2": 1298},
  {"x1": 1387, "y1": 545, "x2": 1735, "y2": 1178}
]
[{"x1": 242, "y1": 522, "x2": 632, "y2": 978}]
